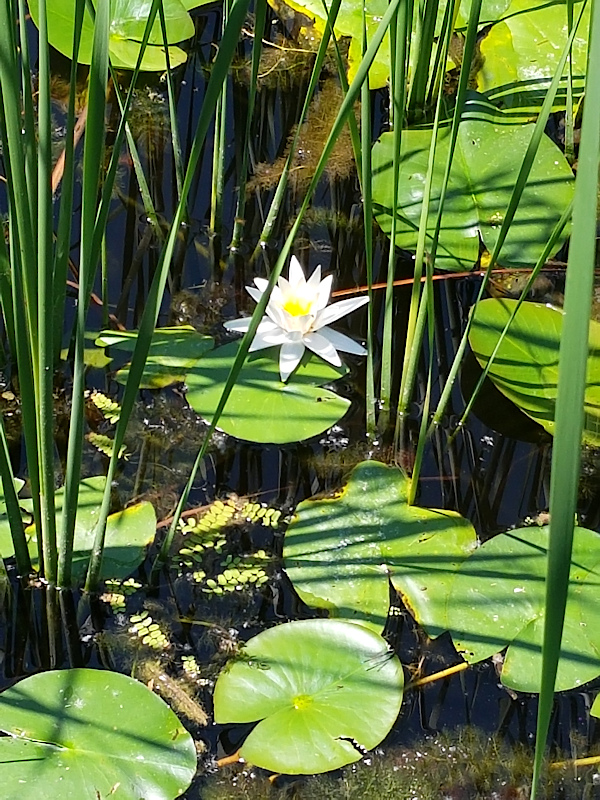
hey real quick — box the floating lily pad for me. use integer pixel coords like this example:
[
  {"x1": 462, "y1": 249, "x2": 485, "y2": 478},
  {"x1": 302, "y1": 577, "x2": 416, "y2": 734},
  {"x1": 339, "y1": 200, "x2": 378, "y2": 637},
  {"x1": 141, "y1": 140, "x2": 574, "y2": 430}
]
[
  {"x1": 184, "y1": 342, "x2": 350, "y2": 444},
  {"x1": 22, "y1": 477, "x2": 156, "y2": 583},
  {"x1": 372, "y1": 94, "x2": 574, "y2": 270},
  {"x1": 445, "y1": 525, "x2": 600, "y2": 692},
  {"x1": 284, "y1": 461, "x2": 477, "y2": 633},
  {"x1": 0, "y1": 669, "x2": 196, "y2": 799},
  {"x1": 29, "y1": 0, "x2": 209, "y2": 71},
  {"x1": 468, "y1": 298, "x2": 600, "y2": 444},
  {"x1": 96, "y1": 326, "x2": 214, "y2": 388},
  {"x1": 214, "y1": 618, "x2": 404, "y2": 774},
  {"x1": 480, "y1": 0, "x2": 589, "y2": 115},
  {"x1": 592, "y1": 693, "x2": 600, "y2": 719}
]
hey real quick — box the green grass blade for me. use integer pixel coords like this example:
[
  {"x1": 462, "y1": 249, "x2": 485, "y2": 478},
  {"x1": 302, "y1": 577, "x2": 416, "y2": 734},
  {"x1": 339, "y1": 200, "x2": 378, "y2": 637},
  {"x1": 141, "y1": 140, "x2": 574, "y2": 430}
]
[{"x1": 531, "y1": 1, "x2": 600, "y2": 795}]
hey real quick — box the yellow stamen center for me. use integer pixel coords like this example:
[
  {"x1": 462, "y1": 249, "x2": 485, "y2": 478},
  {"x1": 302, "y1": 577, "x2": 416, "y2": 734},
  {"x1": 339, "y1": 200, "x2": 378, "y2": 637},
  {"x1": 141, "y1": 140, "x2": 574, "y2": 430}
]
[{"x1": 283, "y1": 296, "x2": 313, "y2": 317}]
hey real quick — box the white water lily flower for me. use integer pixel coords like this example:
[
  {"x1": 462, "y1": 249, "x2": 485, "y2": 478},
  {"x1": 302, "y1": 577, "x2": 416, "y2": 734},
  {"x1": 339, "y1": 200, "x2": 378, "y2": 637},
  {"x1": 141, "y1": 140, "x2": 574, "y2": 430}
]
[{"x1": 224, "y1": 256, "x2": 369, "y2": 382}]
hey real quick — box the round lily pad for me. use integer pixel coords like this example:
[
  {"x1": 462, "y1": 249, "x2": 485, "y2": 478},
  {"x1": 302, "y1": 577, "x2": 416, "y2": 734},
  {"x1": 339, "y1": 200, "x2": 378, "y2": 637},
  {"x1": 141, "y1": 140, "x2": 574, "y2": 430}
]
[
  {"x1": 0, "y1": 669, "x2": 197, "y2": 799},
  {"x1": 213, "y1": 618, "x2": 404, "y2": 774},
  {"x1": 96, "y1": 326, "x2": 214, "y2": 388},
  {"x1": 480, "y1": 0, "x2": 589, "y2": 115},
  {"x1": 445, "y1": 525, "x2": 600, "y2": 692},
  {"x1": 284, "y1": 460, "x2": 477, "y2": 634},
  {"x1": 184, "y1": 342, "x2": 350, "y2": 444},
  {"x1": 371, "y1": 94, "x2": 574, "y2": 271},
  {"x1": 22, "y1": 476, "x2": 156, "y2": 584},
  {"x1": 29, "y1": 0, "x2": 202, "y2": 71},
  {"x1": 468, "y1": 298, "x2": 600, "y2": 445}
]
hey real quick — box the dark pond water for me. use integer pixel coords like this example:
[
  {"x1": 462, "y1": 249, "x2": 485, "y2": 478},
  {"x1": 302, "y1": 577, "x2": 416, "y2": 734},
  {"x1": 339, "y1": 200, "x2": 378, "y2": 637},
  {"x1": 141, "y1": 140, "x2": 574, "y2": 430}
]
[{"x1": 1, "y1": 3, "x2": 600, "y2": 799}]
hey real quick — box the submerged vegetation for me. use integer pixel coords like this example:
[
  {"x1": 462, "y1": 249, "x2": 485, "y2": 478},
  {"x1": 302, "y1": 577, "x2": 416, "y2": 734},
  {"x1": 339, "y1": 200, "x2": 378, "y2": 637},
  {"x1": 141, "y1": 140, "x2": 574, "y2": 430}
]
[{"x1": 0, "y1": 0, "x2": 599, "y2": 797}]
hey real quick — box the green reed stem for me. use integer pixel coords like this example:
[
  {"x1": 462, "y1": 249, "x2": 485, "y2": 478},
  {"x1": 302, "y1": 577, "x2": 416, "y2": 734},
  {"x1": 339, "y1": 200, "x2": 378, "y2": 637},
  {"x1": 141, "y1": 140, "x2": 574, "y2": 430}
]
[
  {"x1": 251, "y1": 0, "x2": 343, "y2": 260},
  {"x1": 85, "y1": 0, "x2": 253, "y2": 593},
  {"x1": 210, "y1": 0, "x2": 231, "y2": 249},
  {"x1": 361, "y1": 4, "x2": 376, "y2": 436},
  {"x1": 58, "y1": 0, "x2": 110, "y2": 587},
  {"x1": 230, "y1": 0, "x2": 266, "y2": 252},
  {"x1": 378, "y1": 0, "x2": 412, "y2": 435},
  {"x1": 53, "y1": 0, "x2": 85, "y2": 362},
  {"x1": 395, "y1": 0, "x2": 456, "y2": 453},
  {"x1": 159, "y1": 1, "x2": 184, "y2": 199},
  {"x1": 36, "y1": 0, "x2": 58, "y2": 583},
  {"x1": 532, "y1": 1, "x2": 600, "y2": 795}
]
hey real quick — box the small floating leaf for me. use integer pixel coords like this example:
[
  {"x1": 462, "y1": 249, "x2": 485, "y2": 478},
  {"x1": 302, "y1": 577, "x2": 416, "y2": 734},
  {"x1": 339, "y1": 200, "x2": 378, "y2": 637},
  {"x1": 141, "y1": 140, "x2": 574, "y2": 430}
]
[{"x1": 214, "y1": 618, "x2": 404, "y2": 774}]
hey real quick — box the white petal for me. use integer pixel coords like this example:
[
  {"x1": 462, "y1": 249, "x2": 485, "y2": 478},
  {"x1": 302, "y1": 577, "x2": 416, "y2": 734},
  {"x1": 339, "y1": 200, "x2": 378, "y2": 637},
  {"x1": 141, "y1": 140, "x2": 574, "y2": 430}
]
[
  {"x1": 306, "y1": 264, "x2": 322, "y2": 290},
  {"x1": 318, "y1": 326, "x2": 367, "y2": 356},
  {"x1": 253, "y1": 277, "x2": 269, "y2": 293},
  {"x1": 224, "y1": 317, "x2": 251, "y2": 332},
  {"x1": 314, "y1": 273, "x2": 333, "y2": 311},
  {"x1": 247, "y1": 286, "x2": 264, "y2": 304},
  {"x1": 249, "y1": 329, "x2": 288, "y2": 351},
  {"x1": 265, "y1": 300, "x2": 288, "y2": 328},
  {"x1": 256, "y1": 318, "x2": 282, "y2": 335},
  {"x1": 281, "y1": 310, "x2": 314, "y2": 334},
  {"x1": 288, "y1": 256, "x2": 306, "y2": 289},
  {"x1": 314, "y1": 295, "x2": 369, "y2": 328},
  {"x1": 277, "y1": 277, "x2": 291, "y2": 297},
  {"x1": 279, "y1": 340, "x2": 305, "y2": 382},
  {"x1": 303, "y1": 332, "x2": 342, "y2": 366}
]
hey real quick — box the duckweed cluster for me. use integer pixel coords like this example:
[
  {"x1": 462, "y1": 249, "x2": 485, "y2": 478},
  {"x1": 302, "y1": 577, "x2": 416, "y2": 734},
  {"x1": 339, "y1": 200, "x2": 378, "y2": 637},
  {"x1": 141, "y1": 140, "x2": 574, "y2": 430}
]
[
  {"x1": 100, "y1": 577, "x2": 143, "y2": 613},
  {"x1": 172, "y1": 497, "x2": 282, "y2": 594},
  {"x1": 200, "y1": 552, "x2": 270, "y2": 594},
  {"x1": 86, "y1": 389, "x2": 121, "y2": 423},
  {"x1": 174, "y1": 500, "x2": 238, "y2": 568},
  {"x1": 129, "y1": 610, "x2": 170, "y2": 650}
]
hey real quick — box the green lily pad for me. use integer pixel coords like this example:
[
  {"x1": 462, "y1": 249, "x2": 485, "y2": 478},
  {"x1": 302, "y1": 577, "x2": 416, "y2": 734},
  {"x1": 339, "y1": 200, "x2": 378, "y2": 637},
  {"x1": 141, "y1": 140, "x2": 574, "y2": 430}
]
[
  {"x1": 371, "y1": 94, "x2": 574, "y2": 271},
  {"x1": 445, "y1": 525, "x2": 600, "y2": 692},
  {"x1": 213, "y1": 618, "x2": 404, "y2": 774},
  {"x1": 29, "y1": 0, "x2": 207, "y2": 71},
  {"x1": 270, "y1": 0, "x2": 392, "y2": 89},
  {"x1": 184, "y1": 342, "x2": 350, "y2": 444},
  {"x1": 96, "y1": 326, "x2": 214, "y2": 388},
  {"x1": 592, "y1": 693, "x2": 600, "y2": 719},
  {"x1": 0, "y1": 669, "x2": 196, "y2": 799},
  {"x1": 22, "y1": 477, "x2": 156, "y2": 583},
  {"x1": 284, "y1": 461, "x2": 477, "y2": 634},
  {"x1": 468, "y1": 298, "x2": 600, "y2": 444},
  {"x1": 480, "y1": 0, "x2": 589, "y2": 116}
]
